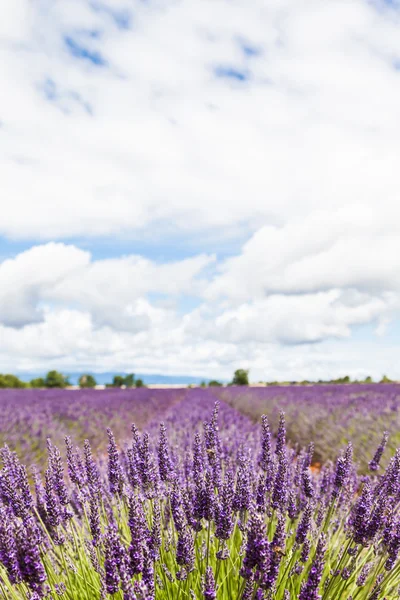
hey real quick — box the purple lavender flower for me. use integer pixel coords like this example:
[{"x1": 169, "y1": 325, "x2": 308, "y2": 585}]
[
  {"x1": 0, "y1": 506, "x2": 22, "y2": 584},
  {"x1": 170, "y1": 481, "x2": 187, "y2": 533},
  {"x1": 193, "y1": 432, "x2": 205, "y2": 482},
  {"x1": 275, "y1": 411, "x2": 286, "y2": 455},
  {"x1": 263, "y1": 513, "x2": 286, "y2": 590},
  {"x1": 158, "y1": 423, "x2": 174, "y2": 482},
  {"x1": 126, "y1": 447, "x2": 140, "y2": 490},
  {"x1": 351, "y1": 480, "x2": 373, "y2": 545},
  {"x1": 241, "y1": 511, "x2": 269, "y2": 581},
  {"x1": 302, "y1": 466, "x2": 315, "y2": 500},
  {"x1": 203, "y1": 566, "x2": 217, "y2": 600},
  {"x1": 107, "y1": 428, "x2": 124, "y2": 496},
  {"x1": 331, "y1": 443, "x2": 353, "y2": 500},
  {"x1": 128, "y1": 493, "x2": 148, "y2": 575},
  {"x1": 176, "y1": 527, "x2": 195, "y2": 573},
  {"x1": 259, "y1": 415, "x2": 273, "y2": 482},
  {"x1": 299, "y1": 533, "x2": 326, "y2": 600},
  {"x1": 215, "y1": 470, "x2": 234, "y2": 540},
  {"x1": 272, "y1": 450, "x2": 288, "y2": 511},
  {"x1": 138, "y1": 432, "x2": 158, "y2": 498},
  {"x1": 16, "y1": 516, "x2": 47, "y2": 596},
  {"x1": 204, "y1": 402, "x2": 222, "y2": 489},
  {"x1": 149, "y1": 500, "x2": 162, "y2": 561},
  {"x1": 89, "y1": 492, "x2": 101, "y2": 545},
  {"x1": 47, "y1": 439, "x2": 69, "y2": 506},
  {"x1": 84, "y1": 439, "x2": 101, "y2": 492},
  {"x1": 356, "y1": 562, "x2": 372, "y2": 586},
  {"x1": 65, "y1": 436, "x2": 86, "y2": 490},
  {"x1": 300, "y1": 538, "x2": 311, "y2": 563},
  {"x1": 369, "y1": 432, "x2": 389, "y2": 471},
  {"x1": 233, "y1": 447, "x2": 252, "y2": 513},
  {"x1": 104, "y1": 526, "x2": 121, "y2": 595},
  {"x1": 296, "y1": 501, "x2": 313, "y2": 545}
]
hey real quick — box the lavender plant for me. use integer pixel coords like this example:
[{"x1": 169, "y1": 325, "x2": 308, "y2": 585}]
[{"x1": 0, "y1": 390, "x2": 399, "y2": 598}]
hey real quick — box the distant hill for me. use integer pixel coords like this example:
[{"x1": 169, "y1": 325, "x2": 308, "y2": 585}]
[{"x1": 16, "y1": 372, "x2": 215, "y2": 386}]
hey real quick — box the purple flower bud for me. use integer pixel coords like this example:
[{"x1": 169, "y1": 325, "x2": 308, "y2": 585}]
[
  {"x1": 126, "y1": 447, "x2": 140, "y2": 490},
  {"x1": 158, "y1": 423, "x2": 174, "y2": 482},
  {"x1": 170, "y1": 481, "x2": 186, "y2": 533},
  {"x1": 302, "y1": 467, "x2": 315, "y2": 500},
  {"x1": 107, "y1": 428, "x2": 124, "y2": 496},
  {"x1": 369, "y1": 432, "x2": 389, "y2": 472},
  {"x1": 300, "y1": 538, "x2": 311, "y2": 563},
  {"x1": 149, "y1": 500, "x2": 162, "y2": 561},
  {"x1": 332, "y1": 443, "x2": 353, "y2": 500},
  {"x1": 263, "y1": 513, "x2": 286, "y2": 589},
  {"x1": 176, "y1": 527, "x2": 195, "y2": 572},
  {"x1": 89, "y1": 492, "x2": 101, "y2": 545},
  {"x1": 233, "y1": 447, "x2": 251, "y2": 513},
  {"x1": 241, "y1": 511, "x2": 269, "y2": 581},
  {"x1": 84, "y1": 439, "x2": 101, "y2": 491},
  {"x1": 296, "y1": 502, "x2": 313, "y2": 545},
  {"x1": 104, "y1": 526, "x2": 121, "y2": 595},
  {"x1": 128, "y1": 493, "x2": 148, "y2": 575},
  {"x1": 204, "y1": 403, "x2": 222, "y2": 489},
  {"x1": 356, "y1": 562, "x2": 372, "y2": 586},
  {"x1": 351, "y1": 480, "x2": 373, "y2": 545},
  {"x1": 193, "y1": 432, "x2": 205, "y2": 482},
  {"x1": 275, "y1": 412, "x2": 286, "y2": 455},
  {"x1": 215, "y1": 470, "x2": 234, "y2": 540},
  {"x1": 272, "y1": 450, "x2": 288, "y2": 511},
  {"x1": 259, "y1": 415, "x2": 273, "y2": 483},
  {"x1": 47, "y1": 440, "x2": 69, "y2": 506},
  {"x1": 299, "y1": 533, "x2": 326, "y2": 600},
  {"x1": 138, "y1": 433, "x2": 157, "y2": 499},
  {"x1": 16, "y1": 516, "x2": 47, "y2": 596},
  {"x1": 203, "y1": 566, "x2": 217, "y2": 600},
  {"x1": 0, "y1": 506, "x2": 22, "y2": 584}
]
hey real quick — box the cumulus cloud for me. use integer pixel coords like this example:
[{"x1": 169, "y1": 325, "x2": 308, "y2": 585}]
[
  {"x1": 1, "y1": 0, "x2": 400, "y2": 239},
  {"x1": 0, "y1": 243, "x2": 214, "y2": 331},
  {"x1": 1, "y1": 1, "x2": 400, "y2": 379}
]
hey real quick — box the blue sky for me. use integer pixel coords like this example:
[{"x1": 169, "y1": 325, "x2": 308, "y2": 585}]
[{"x1": 0, "y1": 0, "x2": 400, "y2": 380}]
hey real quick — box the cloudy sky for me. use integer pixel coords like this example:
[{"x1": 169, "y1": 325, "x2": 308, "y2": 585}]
[{"x1": 0, "y1": 0, "x2": 399, "y2": 381}]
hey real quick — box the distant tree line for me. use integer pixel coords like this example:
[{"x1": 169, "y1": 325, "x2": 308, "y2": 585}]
[
  {"x1": 0, "y1": 371, "x2": 145, "y2": 389},
  {"x1": 0, "y1": 368, "x2": 395, "y2": 389}
]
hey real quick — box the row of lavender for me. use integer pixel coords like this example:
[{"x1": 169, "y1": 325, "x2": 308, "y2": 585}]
[
  {"x1": 0, "y1": 388, "x2": 186, "y2": 467},
  {"x1": 216, "y1": 384, "x2": 400, "y2": 469},
  {"x1": 0, "y1": 388, "x2": 399, "y2": 599}
]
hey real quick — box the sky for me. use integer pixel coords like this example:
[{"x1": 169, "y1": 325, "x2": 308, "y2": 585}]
[{"x1": 1, "y1": 0, "x2": 400, "y2": 381}]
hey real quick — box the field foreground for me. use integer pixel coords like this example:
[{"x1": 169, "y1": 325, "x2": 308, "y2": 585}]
[{"x1": 0, "y1": 386, "x2": 399, "y2": 599}]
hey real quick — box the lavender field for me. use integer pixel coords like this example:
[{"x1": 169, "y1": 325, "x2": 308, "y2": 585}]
[{"x1": 0, "y1": 386, "x2": 400, "y2": 599}]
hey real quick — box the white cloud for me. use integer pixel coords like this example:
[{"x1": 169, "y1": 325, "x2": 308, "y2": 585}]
[
  {"x1": 0, "y1": 243, "x2": 213, "y2": 330},
  {"x1": 1, "y1": 1, "x2": 400, "y2": 379},
  {"x1": 1, "y1": 0, "x2": 400, "y2": 239}
]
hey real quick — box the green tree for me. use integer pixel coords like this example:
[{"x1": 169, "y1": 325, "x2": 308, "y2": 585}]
[
  {"x1": 231, "y1": 369, "x2": 249, "y2": 386},
  {"x1": 30, "y1": 377, "x2": 45, "y2": 388},
  {"x1": 112, "y1": 375, "x2": 125, "y2": 388},
  {"x1": 124, "y1": 374, "x2": 135, "y2": 388},
  {"x1": 208, "y1": 380, "x2": 222, "y2": 387},
  {"x1": 45, "y1": 370, "x2": 69, "y2": 388},
  {"x1": 364, "y1": 376, "x2": 373, "y2": 384},
  {"x1": 79, "y1": 374, "x2": 97, "y2": 388},
  {"x1": 0, "y1": 374, "x2": 27, "y2": 388},
  {"x1": 380, "y1": 374, "x2": 392, "y2": 384},
  {"x1": 135, "y1": 378, "x2": 144, "y2": 388}
]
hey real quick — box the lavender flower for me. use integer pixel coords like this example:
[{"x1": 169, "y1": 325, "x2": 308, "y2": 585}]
[
  {"x1": 158, "y1": 423, "x2": 174, "y2": 482},
  {"x1": 203, "y1": 566, "x2": 217, "y2": 600},
  {"x1": 299, "y1": 533, "x2": 327, "y2": 600},
  {"x1": 107, "y1": 428, "x2": 124, "y2": 496},
  {"x1": 275, "y1": 411, "x2": 286, "y2": 455},
  {"x1": 369, "y1": 432, "x2": 389, "y2": 472}
]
